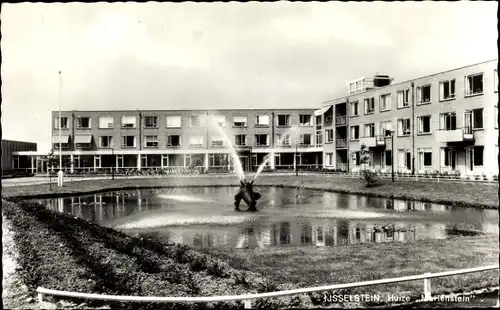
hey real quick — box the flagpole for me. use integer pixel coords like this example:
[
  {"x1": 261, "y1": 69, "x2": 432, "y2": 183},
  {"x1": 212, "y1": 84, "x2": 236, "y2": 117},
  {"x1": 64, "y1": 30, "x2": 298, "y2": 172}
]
[{"x1": 58, "y1": 70, "x2": 63, "y2": 186}]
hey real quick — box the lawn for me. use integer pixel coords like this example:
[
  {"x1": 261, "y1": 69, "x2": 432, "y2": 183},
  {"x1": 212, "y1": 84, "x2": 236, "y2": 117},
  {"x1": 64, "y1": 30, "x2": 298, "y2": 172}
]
[
  {"x1": 2, "y1": 174, "x2": 498, "y2": 209},
  {"x1": 201, "y1": 234, "x2": 499, "y2": 307}
]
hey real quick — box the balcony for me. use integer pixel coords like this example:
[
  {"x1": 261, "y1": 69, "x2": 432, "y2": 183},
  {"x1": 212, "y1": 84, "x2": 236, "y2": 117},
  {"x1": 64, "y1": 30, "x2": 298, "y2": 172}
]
[
  {"x1": 336, "y1": 139, "x2": 347, "y2": 149},
  {"x1": 335, "y1": 115, "x2": 347, "y2": 126},
  {"x1": 359, "y1": 135, "x2": 386, "y2": 148},
  {"x1": 436, "y1": 128, "x2": 474, "y2": 143}
]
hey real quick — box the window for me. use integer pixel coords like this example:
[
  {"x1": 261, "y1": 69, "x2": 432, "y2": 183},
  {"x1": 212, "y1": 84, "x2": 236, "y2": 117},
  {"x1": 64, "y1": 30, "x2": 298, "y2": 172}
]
[
  {"x1": 385, "y1": 150, "x2": 392, "y2": 166},
  {"x1": 364, "y1": 98, "x2": 375, "y2": 114},
  {"x1": 99, "y1": 136, "x2": 114, "y2": 148},
  {"x1": 211, "y1": 137, "x2": 225, "y2": 147},
  {"x1": 256, "y1": 114, "x2": 270, "y2": 126},
  {"x1": 326, "y1": 153, "x2": 333, "y2": 166},
  {"x1": 440, "y1": 112, "x2": 457, "y2": 130},
  {"x1": 189, "y1": 136, "x2": 204, "y2": 147},
  {"x1": 144, "y1": 116, "x2": 158, "y2": 128},
  {"x1": 277, "y1": 134, "x2": 291, "y2": 146},
  {"x1": 255, "y1": 134, "x2": 269, "y2": 146},
  {"x1": 473, "y1": 146, "x2": 484, "y2": 166},
  {"x1": 76, "y1": 116, "x2": 91, "y2": 129},
  {"x1": 349, "y1": 82, "x2": 356, "y2": 94},
  {"x1": 471, "y1": 108, "x2": 484, "y2": 129},
  {"x1": 144, "y1": 135, "x2": 159, "y2": 147},
  {"x1": 166, "y1": 116, "x2": 182, "y2": 128},
  {"x1": 364, "y1": 123, "x2": 375, "y2": 138},
  {"x1": 121, "y1": 136, "x2": 136, "y2": 148},
  {"x1": 495, "y1": 106, "x2": 498, "y2": 129},
  {"x1": 325, "y1": 129, "x2": 334, "y2": 143},
  {"x1": 54, "y1": 116, "x2": 69, "y2": 129},
  {"x1": 277, "y1": 115, "x2": 291, "y2": 127},
  {"x1": 397, "y1": 89, "x2": 410, "y2": 108},
  {"x1": 300, "y1": 134, "x2": 312, "y2": 146},
  {"x1": 398, "y1": 118, "x2": 411, "y2": 136},
  {"x1": 398, "y1": 149, "x2": 412, "y2": 171},
  {"x1": 121, "y1": 116, "x2": 136, "y2": 128},
  {"x1": 99, "y1": 116, "x2": 114, "y2": 128},
  {"x1": 350, "y1": 126, "x2": 360, "y2": 140},
  {"x1": 380, "y1": 121, "x2": 392, "y2": 137},
  {"x1": 213, "y1": 115, "x2": 226, "y2": 127},
  {"x1": 439, "y1": 79, "x2": 456, "y2": 100},
  {"x1": 210, "y1": 154, "x2": 227, "y2": 167},
  {"x1": 316, "y1": 116, "x2": 322, "y2": 129},
  {"x1": 442, "y1": 148, "x2": 456, "y2": 168},
  {"x1": 315, "y1": 130, "x2": 323, "y2": 145},
  {"x1": 417, "y1": 115, "x2": 431, "y2": 134},
  {"x1": 350, "y1": 101, "x2": 359, "y2": 116},
  {"x1": 418, "y1": 149, "x2": 432, "y2": 170},
  {"x1": 233, "y1": 116, "x2": 247, "y2": 127},
  {"x1": 495, "y1": 69, "x2": 498, "y2": 93},
  {"x1": 417, "y1": 85, "x2": 431, "y2": 104},
  {"x1": 324, "y1": 109, "x2": 333, "y2": 124},
  {"x1": 190, "y1": 115, "x2": 201, "y2": 127},
  {"x1": 465, "y1": 73, "x2": 483, "y2": 96},
  {"x1": 299, "y1": 115, "x2": 312, "y2": 126},
  {"x1": 352, "y1": 152, "x2": 360, "y2": 166},
  {"x1": 167, "y1": 135, "x2": 181, "y2": 147},
  {"x1": 235, "y1": 134, "x2": 246, "y2": 146},
  {"x1": 379, "y1": 94, "x2": 391, "y2": 111}
]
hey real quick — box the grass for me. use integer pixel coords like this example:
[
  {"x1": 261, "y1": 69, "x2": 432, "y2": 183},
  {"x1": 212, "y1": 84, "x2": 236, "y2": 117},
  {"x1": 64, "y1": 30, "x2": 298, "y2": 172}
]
[
  {"x1": 200, "y1": 235, "x2": 499, "y2": 307},
  {"x1": 2, "y1": 174, "x2": 498, "y2": 209},
  {"x1": 2, "y1": 199, "x2": 312, "y2": 309}
]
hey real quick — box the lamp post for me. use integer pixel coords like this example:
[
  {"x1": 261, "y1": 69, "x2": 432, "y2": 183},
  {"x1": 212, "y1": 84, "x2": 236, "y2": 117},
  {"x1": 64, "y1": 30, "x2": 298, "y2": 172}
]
[
  {"x1": 112, "y1": 147, "x2": 115, "y2": 180},
  {"x1": 391, "y1": 130, "x2": 395, "y2": 182},
  {"x1": 295, "y1": 140, "x2": 300, "y2": 176}
]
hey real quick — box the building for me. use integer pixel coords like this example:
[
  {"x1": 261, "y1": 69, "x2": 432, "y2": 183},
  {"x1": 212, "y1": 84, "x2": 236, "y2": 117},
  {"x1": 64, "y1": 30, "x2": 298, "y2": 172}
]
[
  {"x1": 321, "y1": 59, "x2": 498, "y2": 176},
  {"x1": 1, "y1": 139, "x2": 37, "y2": 174},
  {"x1": 12, "y1": 59, "x2": 499, "y2": 177},
  {"x1": 15, "y1": 108, "x2": 322, "y2": 174}
]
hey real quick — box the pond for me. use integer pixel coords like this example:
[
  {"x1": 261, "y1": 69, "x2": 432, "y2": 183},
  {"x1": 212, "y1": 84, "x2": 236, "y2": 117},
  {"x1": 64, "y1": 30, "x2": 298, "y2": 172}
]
[{"x1": 40, "y1": 187, "x2": 498, "y2": 249}]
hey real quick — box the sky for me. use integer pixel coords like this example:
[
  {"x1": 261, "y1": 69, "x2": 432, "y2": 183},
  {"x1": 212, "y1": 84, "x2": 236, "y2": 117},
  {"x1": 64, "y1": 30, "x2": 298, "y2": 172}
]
[{"x1": 1, "y1": 2, "x2": 498, "y2": 152}]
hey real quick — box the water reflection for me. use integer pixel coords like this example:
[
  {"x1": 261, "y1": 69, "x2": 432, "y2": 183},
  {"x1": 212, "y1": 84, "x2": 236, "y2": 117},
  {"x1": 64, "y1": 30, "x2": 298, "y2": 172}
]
[{"x1": 40, "y1": 187, "x2": 498, "y2": 250}]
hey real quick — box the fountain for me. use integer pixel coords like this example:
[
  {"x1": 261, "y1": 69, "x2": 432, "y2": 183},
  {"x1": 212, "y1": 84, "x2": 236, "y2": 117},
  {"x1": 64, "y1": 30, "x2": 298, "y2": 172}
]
[{"x1": 204, "y1": 115, "x2": 261, "y2": 211}]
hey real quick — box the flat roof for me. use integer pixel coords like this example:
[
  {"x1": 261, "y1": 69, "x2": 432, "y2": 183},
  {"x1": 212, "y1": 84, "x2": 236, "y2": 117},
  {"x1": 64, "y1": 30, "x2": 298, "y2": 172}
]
[
  {"x1": 52, "y1": 107, "x2": 317, "y2": 113},
  {"x1": 1, "y1": 139, "x2": 37, "y2": 144},
  {"x1": 323, "y1": 58, "x2": 498, "y2": 105}
]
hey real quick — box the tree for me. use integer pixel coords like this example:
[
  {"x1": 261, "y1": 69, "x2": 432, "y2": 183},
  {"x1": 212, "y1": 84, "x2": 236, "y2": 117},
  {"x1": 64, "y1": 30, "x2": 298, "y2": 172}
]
[
  {"x1": 360, "y1": 144, "x2": 377, "y2": 187},
  {"x1": 42, "y1": 149, "x2": 58, "y2": 190}
]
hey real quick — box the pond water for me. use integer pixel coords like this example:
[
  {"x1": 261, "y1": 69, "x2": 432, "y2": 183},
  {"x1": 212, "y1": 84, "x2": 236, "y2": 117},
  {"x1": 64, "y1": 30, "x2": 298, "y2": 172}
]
[{"x1": 40, "y1": 187, "x2": 498, "y2": 249}]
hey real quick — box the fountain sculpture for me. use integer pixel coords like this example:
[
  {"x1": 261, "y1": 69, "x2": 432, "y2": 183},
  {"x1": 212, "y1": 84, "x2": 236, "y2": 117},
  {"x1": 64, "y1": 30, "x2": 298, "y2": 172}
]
[{"x1": 234, "y1": 179, "x2": 261, "y2": 212}]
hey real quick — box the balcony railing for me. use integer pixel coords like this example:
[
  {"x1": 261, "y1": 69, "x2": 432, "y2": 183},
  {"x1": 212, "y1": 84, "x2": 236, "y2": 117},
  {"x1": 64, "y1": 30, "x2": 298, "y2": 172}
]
[
  {"x1": 359, "y1": 135, "x2": 386, "y2": 148},
  {"x1": 335, "y1": 115, "x2": 347, "y2": 126},
  {"x1": 436, "y1": 128, "x2": 474, "y2": 143},
  {"x1": 336, "y1": 139, "x2": 347, "y2": 149}
]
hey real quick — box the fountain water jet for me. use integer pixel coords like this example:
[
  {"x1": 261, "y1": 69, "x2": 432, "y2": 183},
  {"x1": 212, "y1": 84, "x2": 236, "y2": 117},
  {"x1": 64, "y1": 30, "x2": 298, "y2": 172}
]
[
  {"x1": 204, "y1": 114, "x2": 261, "y2": 211},
  {"x1": 252, "y1": 126, "x2": 299, "y2": 182},
  {"x1": 204, "y1": 115, "x2": 245, "y2": 181}
]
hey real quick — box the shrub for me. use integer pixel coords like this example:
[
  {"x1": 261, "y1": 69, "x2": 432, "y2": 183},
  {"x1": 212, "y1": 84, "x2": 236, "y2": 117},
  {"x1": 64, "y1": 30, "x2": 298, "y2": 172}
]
[{"x1": 359, "y1": 144, "x2": 378, "y2": 187}]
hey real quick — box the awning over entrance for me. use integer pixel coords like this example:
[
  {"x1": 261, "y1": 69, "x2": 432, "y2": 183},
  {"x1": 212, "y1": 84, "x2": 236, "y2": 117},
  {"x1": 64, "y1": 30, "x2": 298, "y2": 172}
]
[
  {"x1": 314, "y1": 105, "x2": 333, "y2": 116},
  {"x1": 74, "y1": 135, "x2": 92, "y2": 144},
  {"x1": 52, "y1": 135, "x2": 70, "y2": 144}
]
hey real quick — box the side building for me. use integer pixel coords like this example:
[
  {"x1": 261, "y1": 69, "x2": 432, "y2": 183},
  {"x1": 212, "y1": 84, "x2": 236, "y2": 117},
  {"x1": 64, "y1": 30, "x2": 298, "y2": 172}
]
[
  {"x1": 320, "y1": 59, "x2": 498, "y2": 177},
  {"x1": 1, "y1": 139, "x2": 37, "y2": 175}
]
